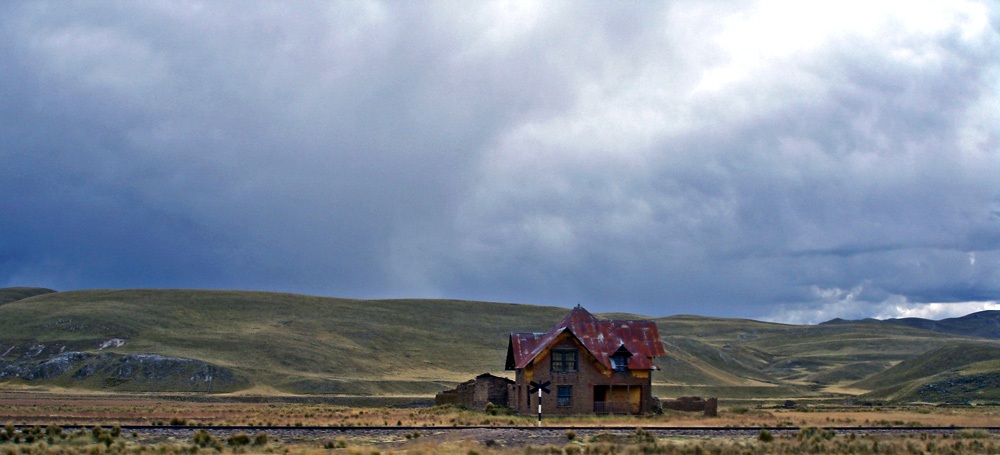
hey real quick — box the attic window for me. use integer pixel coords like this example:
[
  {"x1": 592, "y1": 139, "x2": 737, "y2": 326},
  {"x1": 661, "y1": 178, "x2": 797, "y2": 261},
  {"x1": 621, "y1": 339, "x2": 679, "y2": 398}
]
[
  {"x1": 551, "y1": 349, "x2": 578, "y2": 372},
  {"x1": 610, "y1": 352, "x2": 631, "y2": 372}
]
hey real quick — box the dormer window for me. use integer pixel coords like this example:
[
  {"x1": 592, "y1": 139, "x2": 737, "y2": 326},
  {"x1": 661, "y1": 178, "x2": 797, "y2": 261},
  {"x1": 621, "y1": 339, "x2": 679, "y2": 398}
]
[{"x1": 610, "y1": 347, "x2": 632, "y2": 372}]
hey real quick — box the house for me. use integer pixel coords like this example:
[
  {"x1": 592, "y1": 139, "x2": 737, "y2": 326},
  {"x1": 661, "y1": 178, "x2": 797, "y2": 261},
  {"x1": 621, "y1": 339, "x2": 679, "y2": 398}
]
[{"x1": 505, "y1": 305, "x2": 666, "y2": 415}]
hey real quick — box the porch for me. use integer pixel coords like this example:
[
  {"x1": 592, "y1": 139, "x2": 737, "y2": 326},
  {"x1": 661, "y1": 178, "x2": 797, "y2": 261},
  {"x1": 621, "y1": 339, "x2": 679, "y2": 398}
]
[{"x1": 593, "y1": 385, "x2": 643, "y2": 414}]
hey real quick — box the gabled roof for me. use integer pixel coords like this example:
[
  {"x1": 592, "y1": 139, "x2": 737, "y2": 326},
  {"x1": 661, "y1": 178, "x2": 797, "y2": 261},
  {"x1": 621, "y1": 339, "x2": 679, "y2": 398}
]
[{"x1": 506, "y1": 306, "x2": 666, "y2": 371}]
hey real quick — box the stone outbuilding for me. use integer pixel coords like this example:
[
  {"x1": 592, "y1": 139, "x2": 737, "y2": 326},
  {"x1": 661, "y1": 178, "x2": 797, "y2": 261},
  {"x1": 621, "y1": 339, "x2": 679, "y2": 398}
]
[{"x1": 434, "y1": 373, "x2": 514, "y2": 410}]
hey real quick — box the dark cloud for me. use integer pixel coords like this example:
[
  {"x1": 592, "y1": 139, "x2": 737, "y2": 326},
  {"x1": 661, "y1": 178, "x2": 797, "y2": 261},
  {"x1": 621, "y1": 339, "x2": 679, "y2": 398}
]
[{"x1": 1, "y1": 1, "x2": 998, "y2": 322}]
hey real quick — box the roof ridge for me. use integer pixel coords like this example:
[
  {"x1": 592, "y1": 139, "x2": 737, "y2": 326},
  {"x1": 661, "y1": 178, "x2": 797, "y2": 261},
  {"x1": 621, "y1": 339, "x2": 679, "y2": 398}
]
[{"x1": 507, "y1": 306, "x2": 665, "y2": 371}]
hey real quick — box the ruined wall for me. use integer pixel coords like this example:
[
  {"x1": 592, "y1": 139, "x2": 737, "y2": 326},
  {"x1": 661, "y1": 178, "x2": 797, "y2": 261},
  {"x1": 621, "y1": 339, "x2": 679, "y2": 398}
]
[
  {"x1": 661, "y1": 396, "x2": 718, "y2": 417},
  {"x1": 435, "y1": 373, "x2": 513, "y2": 410}
]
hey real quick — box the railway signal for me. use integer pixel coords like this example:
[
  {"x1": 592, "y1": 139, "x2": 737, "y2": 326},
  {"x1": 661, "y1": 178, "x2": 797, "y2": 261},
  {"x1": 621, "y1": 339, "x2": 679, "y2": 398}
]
[{"x1": 528, "y1": 380, "x2": 551, "y2": 425}]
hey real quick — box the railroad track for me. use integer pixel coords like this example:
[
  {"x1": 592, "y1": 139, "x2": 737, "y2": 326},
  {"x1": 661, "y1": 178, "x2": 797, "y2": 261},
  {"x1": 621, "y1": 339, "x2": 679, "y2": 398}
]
[{"x1": 10, "y1": 424, "x2": 1000, "y2": 434}]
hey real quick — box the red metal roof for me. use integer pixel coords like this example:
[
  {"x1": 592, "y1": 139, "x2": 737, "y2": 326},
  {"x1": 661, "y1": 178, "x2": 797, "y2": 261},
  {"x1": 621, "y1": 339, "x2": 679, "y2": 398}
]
[{"x1": 505, "y1": 306, "x2": 666, "y2": 371}]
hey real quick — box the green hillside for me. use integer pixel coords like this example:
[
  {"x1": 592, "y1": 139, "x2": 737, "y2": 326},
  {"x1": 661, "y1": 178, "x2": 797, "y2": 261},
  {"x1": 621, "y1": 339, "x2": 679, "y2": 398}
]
[
  {"x1": 0, "y1": 289, "x2": 562, "y2": 394},
  {"x1": 1, "y1": 288, "x2": 998, "y2": 402}
]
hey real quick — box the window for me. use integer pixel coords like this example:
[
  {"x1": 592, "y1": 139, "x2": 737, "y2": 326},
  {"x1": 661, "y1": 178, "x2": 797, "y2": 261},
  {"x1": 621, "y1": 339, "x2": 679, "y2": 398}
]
[
  {"x1": 551, "y1": 349, "x2": 578, "y2": 372},
  {"x1": 557, "y1": 386, "x2": 572, "y2": 407},
  {"x1": 610, "y1": 353, "x2": 630, "y2": 372}
]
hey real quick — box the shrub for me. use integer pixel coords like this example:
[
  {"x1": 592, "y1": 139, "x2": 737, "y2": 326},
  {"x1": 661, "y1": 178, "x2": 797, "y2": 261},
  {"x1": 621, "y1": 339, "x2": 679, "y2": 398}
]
[
  {"x1": 253, "y1": 433, "x2": 268, "y2": 446},
  {"x1": 796, "y1": 426, "x2": 835, "y2": 442},
  {"x1": 634, "y1": 428, "x2": 655, "y2": 444},
  {"x1": 758, "y1": 429, "x2": 773, "y2": 442},
  {"x1": 566, "y1": 430, "x2": 576, "y2": 441},
  {"x1": 958, "y1": 429, "x2": 990, "y2": 439},
  {"x1": 484, "y1": 403, "x2": 514, "y2": 416},
  {"x1": 45, "y1": 425, "x2": 62, "y2": 437},
  {"x1": 226, "y1": 433, "x2": 251, "y2": 446},
  {"x1": 192, "y1": 430, "x2": 219, "y2": 448},
  {"x1": 96, "y1": 432, "x2": 115, "y2": 447},
  {"x1": 169, "y1": 418, "x2": 187, "y2": 426}
]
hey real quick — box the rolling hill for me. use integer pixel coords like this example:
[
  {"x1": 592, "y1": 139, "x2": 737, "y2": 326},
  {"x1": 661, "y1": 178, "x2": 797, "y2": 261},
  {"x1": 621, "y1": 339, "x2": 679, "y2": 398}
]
[
  {"x1": 648, "y1": 314, "x2": 990, "y2": 400},
  {"x1": 0, "y1": 287, "x2": 56, "y2": 305},
  {"x1": 2, "y1": 288, "x2": 998, "y2": 403},
  {"x1": 853, "y1": 343, "x2": 1000, "y2": 403}
]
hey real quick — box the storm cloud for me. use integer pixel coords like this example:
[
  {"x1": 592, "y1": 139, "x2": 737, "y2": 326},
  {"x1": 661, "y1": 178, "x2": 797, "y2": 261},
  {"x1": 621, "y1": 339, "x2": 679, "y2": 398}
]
[{"x1": 1, "y1": 1, "x2": 998, "y2": 323}]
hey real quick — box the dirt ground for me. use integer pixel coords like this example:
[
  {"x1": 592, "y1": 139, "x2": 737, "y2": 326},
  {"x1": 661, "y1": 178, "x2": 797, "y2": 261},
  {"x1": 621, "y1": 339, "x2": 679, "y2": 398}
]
[{"x1": 2, "y1": 391, "x2": 999, "y2": 430}]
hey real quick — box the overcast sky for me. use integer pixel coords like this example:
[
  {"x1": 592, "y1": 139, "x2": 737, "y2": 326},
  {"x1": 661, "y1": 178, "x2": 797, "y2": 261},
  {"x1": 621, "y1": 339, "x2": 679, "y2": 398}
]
[{"x1": 2, "y1": 1, "x2": 998, "y2": 323}]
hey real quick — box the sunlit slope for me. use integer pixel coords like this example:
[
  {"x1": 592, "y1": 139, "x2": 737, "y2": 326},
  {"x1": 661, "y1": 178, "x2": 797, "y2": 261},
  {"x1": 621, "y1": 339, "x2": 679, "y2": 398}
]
[{"x1": 655, "y1": 337, "x2": 775, "y2": 386}]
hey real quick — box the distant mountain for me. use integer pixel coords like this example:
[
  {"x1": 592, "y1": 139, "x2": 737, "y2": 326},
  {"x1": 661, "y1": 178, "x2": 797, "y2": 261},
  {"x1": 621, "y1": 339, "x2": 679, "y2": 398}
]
[
  {"x1": 0, "y1": 287, "x2": 57, "y2": 305},
  {"x1": 822, "y1": 311, "x2": 1000, "y2": 339}
]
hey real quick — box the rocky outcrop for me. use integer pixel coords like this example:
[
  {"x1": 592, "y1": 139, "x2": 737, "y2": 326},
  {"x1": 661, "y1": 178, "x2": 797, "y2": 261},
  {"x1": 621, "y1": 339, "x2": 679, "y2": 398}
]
[
  {"x1": 0, "y1": 341, "x2": 247, "y2": 392},
  {"x1": 912, "y1": 372, "x2": 1000, "y2": 404}
]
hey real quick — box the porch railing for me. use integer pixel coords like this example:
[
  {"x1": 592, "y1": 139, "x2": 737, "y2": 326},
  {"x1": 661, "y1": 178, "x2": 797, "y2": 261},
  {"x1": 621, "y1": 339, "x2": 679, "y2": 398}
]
[{"x1": 594, "y1": 401, "x2": 639, "y2": 414}]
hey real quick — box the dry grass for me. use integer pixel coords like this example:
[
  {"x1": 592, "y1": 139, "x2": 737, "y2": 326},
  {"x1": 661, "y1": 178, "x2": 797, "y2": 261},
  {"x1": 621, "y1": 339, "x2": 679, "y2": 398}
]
[
  {"x1": 1, "y1": 393, "x2": 999, "y2": 430},
  {"x1": 3, "y1": 424, "x2": 1000, "y2": 455}
]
